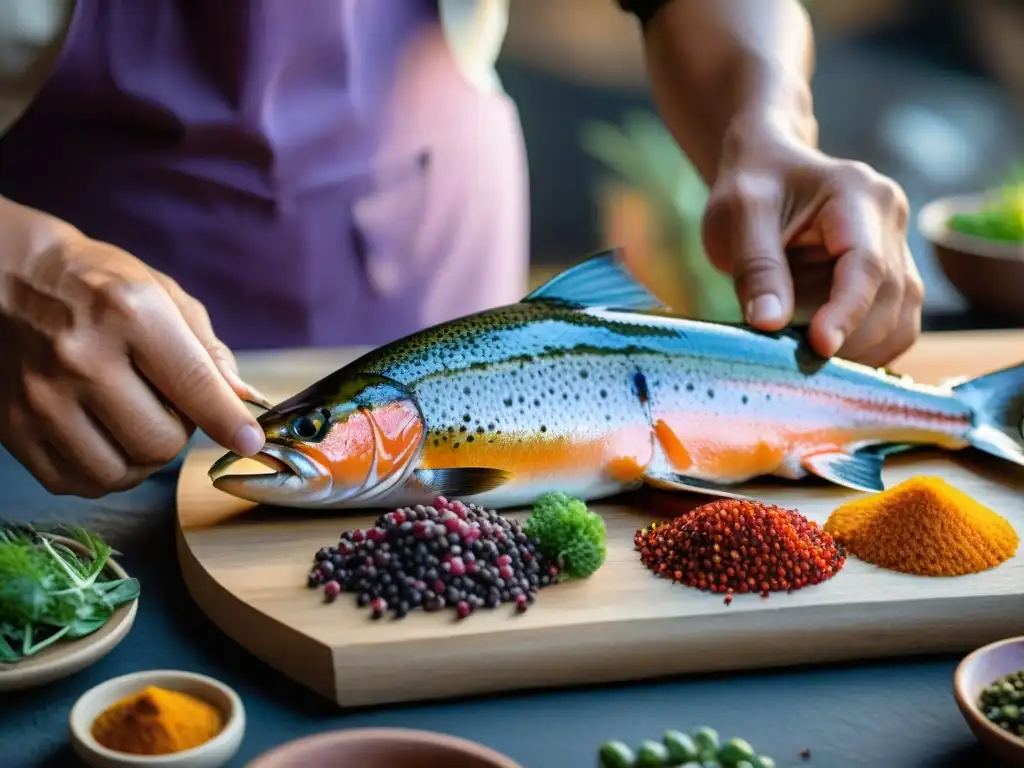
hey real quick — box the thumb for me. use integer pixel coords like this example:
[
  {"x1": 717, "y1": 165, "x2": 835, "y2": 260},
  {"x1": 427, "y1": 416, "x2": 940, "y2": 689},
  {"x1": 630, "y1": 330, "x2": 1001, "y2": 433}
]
[
  {"x1": 704, "y1": 175, "x2": 794, "y2": 331},
  {"x1": 152, "y1": 272, "x2": 273, "y2": 409}
]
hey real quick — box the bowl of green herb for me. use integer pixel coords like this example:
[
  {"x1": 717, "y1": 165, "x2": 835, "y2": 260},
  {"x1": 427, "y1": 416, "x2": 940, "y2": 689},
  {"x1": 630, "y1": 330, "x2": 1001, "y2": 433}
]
[
  {"x1": 918, "y1": 175, "x2": 1024, "y2": 321},
  {"x1": 0, "y1": 524, "x2": 140, "y2": 691}
]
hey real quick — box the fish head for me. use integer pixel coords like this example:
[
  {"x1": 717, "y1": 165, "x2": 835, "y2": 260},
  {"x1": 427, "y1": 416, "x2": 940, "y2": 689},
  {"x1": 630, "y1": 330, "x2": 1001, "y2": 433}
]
[{"x1": 209, "y1": 374, "x2": 425, "y2": 507}]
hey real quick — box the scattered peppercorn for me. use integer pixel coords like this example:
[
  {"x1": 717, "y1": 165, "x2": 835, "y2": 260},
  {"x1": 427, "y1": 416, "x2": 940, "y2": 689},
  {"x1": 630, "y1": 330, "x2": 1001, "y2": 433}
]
[
  {"x1": 306, "y1": 496, "x2": 556, "y2": 620},
  {"x1": 979, "y1": 667, "x2": 1024, "y2": 737},
  {"x1": 323, "y1": 580, "x2": 341, "y2": 601},
  {"x1": 799, "y1": 746, "x2": 812, "y2": 759},
  {"x1": 634, "y1": 499, "x2": 846, "y2": 600}
]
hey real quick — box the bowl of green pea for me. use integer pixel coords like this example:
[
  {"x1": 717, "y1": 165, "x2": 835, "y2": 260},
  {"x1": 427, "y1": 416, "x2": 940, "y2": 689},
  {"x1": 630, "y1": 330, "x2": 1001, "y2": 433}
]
[
  {"x1": 918, "y1": 180, "x2": 1024, "y2": 321},
  {"x1": 597, "y1": 725, "x2": 776, "y2": 768},
  {"x1": 955, "y1": 636, "x2": 1024, "y2": 763}
]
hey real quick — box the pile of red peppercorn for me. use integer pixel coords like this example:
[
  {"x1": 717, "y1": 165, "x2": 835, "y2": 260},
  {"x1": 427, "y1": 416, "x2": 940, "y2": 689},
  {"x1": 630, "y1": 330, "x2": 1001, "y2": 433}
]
[
  {"x1": 307, "y1": 496, "x2": 558, "y2": 620},
  {"x1": 633, "y1": 499, "x2": 846, "y2": 603}
]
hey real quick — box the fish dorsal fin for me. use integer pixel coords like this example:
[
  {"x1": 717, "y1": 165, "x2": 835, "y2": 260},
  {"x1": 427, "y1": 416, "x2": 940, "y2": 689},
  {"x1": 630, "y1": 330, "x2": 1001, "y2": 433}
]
[{"x1": 522, "y1": 248, "x2": 665, "y2": 310}]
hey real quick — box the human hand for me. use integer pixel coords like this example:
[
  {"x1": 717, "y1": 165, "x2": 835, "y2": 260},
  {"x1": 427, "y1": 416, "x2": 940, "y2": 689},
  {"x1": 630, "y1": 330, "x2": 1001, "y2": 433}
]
[
  {"x1": 0, "y1": 198, "x2": 267, "y2": 497},
  {"x1": 701, "y1": 113, "x2": 924, "y2": 367}
]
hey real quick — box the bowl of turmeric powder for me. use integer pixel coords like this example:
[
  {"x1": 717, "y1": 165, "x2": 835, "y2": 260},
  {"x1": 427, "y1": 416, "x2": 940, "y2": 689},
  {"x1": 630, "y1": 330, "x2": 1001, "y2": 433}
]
[
  {"x1": 68, "y1": 669, "x2": 245, "y2": 768},
  {"x1": 954, "y1": 636, "x2": 1024, "y2": 764}
]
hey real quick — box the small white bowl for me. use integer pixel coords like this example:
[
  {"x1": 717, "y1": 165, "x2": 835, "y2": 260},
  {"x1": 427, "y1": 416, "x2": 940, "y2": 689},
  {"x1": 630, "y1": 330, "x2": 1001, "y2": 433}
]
[
  {"x1": 954, "y1": 637, "x2": 1024, "y2": 764},
  {"x1": 69, "y1": 670, "x2": 246, "y2": 768}
]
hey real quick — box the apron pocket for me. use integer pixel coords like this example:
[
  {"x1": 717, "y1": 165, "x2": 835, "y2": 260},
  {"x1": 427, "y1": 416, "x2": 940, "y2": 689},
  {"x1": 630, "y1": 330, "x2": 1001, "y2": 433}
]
[{"x1": 350, "y1": 148, "x2": 430, "y2": 298}]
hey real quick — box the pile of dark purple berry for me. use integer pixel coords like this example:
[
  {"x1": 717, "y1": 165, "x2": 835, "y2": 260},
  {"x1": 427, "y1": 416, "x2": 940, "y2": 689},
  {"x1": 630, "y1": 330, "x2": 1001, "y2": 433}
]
[{"x1": 307, "y1": 496, "x2": 559, "y2": 620}]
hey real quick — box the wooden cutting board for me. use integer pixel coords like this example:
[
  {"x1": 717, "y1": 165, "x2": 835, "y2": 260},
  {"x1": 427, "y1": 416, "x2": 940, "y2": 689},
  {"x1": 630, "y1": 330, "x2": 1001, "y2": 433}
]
[{"x1": 176, "y1": 331, "x2": 1024, "y2": 708}]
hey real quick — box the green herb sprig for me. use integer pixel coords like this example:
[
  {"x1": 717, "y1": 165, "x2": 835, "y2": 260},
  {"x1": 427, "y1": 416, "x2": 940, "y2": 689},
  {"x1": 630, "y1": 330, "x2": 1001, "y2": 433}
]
[{"x1": 0, "y1": 524, "x2": 140, "y2": 663}]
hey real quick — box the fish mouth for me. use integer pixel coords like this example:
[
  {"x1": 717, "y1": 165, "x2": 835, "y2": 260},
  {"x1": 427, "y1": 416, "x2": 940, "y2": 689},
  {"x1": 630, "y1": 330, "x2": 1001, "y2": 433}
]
[{"x1": 208, "y1": 444, "x2": 332, "y2": 504}]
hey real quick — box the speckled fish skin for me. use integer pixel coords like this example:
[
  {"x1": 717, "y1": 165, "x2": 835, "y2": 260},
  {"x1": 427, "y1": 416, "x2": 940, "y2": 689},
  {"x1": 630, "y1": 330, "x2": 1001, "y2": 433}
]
[{"x1": 208, "y1": 250, "x2": 1024, "y2": 509}]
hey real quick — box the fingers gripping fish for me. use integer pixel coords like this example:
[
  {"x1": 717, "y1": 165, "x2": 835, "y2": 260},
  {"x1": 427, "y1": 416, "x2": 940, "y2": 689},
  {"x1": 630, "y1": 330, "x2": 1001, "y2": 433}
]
[{"x1": 209, "y1": 250, "x2": 1024, "y2": 509}]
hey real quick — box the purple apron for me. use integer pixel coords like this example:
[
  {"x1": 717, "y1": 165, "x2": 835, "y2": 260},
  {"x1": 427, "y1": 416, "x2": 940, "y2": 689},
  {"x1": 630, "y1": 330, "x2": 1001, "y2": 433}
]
[{"x1": 0, "y1": 0, "x2": 528, "y2": 350}]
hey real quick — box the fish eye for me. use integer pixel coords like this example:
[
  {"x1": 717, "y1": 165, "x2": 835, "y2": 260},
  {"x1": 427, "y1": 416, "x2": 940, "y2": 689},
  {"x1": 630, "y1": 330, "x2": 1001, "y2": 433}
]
[{"x1": 290, "y1": 409, "x2": 331, "y2": 441}]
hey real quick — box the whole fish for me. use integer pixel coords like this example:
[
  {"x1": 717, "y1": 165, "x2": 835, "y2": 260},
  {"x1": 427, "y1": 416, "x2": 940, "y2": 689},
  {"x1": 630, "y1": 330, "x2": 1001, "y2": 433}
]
[{"x1": 209, "y1": 250, "x2": 1024, "y2": 509}]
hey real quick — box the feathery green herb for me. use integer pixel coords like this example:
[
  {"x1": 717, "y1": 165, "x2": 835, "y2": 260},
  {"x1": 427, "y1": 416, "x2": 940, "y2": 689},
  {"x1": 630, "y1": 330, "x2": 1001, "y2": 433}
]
[{"x1": 0, "y1": 524, "x2": 140, "y2": 663}]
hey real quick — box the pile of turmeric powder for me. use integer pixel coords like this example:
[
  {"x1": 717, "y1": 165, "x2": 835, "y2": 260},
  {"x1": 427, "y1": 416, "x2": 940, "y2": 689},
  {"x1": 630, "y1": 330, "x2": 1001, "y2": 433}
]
[
  {"x1": 823, "y1": 476, "x2": 1018, "y2": 576},
  {"x1": 91, "y1": 685, "x2": 225, "y2": 756}
]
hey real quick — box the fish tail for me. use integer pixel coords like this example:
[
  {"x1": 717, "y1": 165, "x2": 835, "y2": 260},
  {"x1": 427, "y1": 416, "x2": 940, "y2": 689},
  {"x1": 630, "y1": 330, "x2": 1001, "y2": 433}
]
[{"x1": 951, "y1": 362, "x2": 1024, "y2": 468}]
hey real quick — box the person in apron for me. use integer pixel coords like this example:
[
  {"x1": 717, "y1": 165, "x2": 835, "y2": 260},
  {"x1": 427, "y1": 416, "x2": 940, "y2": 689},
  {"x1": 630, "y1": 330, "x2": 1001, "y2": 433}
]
[{"x1": 0, "y1": 0, "x2": 921, "y2": 499}]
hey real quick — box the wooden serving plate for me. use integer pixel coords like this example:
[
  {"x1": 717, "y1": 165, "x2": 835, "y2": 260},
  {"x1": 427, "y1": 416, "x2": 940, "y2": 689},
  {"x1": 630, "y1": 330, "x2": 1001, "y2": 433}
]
[
  {"x1": 176, "y1": 332, "x2": 1024, "y2": 709},
  {"x1": 0, "y1": 537, "x2": 138, "y2": 692}
]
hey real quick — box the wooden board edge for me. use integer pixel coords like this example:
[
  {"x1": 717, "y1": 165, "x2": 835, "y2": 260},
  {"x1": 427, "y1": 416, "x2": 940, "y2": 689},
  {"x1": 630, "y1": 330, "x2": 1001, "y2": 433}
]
[
  {"x1": 327, "y1": 593, "x2": 1024, "y2": 708},
  {"x1": 175, "y1": 521, "x2": 336, "y2": 701}
]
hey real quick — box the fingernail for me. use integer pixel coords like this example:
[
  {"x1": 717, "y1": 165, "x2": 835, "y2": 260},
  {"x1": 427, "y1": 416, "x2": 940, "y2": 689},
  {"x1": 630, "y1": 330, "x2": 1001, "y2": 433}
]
[
  {"x1": 827, "y1": 328, "x2": 846, "y2": 356},
  {"x1": 233, "y1": 424, "x2": 265, "y2": 456},
  {"x1": 746, "y1": 294, "x2": 784, "y2": 326},
  {"x1": 244, "y1": 389, "x2": 274, "y2": 410},
  {"x1": 224, "y1": 369, "x2": 272, "y2": 409}
]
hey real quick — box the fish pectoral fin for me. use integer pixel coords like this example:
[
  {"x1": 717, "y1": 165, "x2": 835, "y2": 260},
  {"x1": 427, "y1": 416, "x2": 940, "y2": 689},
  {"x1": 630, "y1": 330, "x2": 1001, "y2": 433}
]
[
  {"x1": 643, "y1": 470, "x2": 753, "y2": 500},
  {"x1": 522, "y1": 248, "x2": 665, "y2": 311},
  {"x1": 411, "y1": 468, "x2": 512, "y2": 497},
  {"x1": 865, "y1": 442, "x2": 918, "y2": 460},
  {"x1": 801, "y1": 448, "x2": 888, "y2": 493}
]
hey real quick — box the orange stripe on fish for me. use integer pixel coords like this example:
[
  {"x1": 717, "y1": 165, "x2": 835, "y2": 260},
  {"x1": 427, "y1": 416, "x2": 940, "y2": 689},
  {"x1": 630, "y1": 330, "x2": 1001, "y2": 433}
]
[
  {"x1": 420, "y1": 424, "x2": 654, "y2": 483},
  {"x1": 603, "y1": 424, "x2": 654, "y2": 483},
  {"x1": 419, "y1": 434, "x2": 606, "y2": 477},
  {"x1": 654, "y1": 418, "x2": 692, "y2": 471},
  {"x1": 606, "y1": 456, "x2": 646, "y2": 483},
  {"x1": 651, "y1": 412, "x2": 850, "y2": 481}
]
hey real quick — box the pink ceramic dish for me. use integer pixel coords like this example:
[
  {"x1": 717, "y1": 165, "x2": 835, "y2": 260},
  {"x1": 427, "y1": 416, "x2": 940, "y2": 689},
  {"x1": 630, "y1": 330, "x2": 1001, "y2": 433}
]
[
  {"x1": 245, "y1": 728, "x2": 523, "y2": 768},
  {"x1": 917, "y1": 193, "x2": 1024, "y2": 322},
  {"x1": 954, "y1": 636, "x2": 1024, "y2": 765}
]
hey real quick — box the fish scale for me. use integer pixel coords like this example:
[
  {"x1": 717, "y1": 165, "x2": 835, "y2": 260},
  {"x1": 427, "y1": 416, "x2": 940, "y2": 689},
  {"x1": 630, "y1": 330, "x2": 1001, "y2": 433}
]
[
  {"x1": 209, "y1": 250, "x2": 1024, "y2": 510},
  {"x1": 415, "y1": 354, "x2": 644, "y2": 440}
]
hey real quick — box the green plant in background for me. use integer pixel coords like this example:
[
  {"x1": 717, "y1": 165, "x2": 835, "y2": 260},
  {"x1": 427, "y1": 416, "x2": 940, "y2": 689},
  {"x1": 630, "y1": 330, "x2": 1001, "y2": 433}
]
[
  {"x1": 581, "y1": 111, "x2": 742, "y2": 322},
  {"x1": 946, "y1": 165, "x2": 1024, "y2": 243}
]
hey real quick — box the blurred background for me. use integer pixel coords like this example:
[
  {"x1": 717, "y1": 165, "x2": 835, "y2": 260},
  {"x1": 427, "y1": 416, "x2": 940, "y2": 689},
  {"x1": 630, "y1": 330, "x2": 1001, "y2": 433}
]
[{"x1": 497, "y1": 0, "x2": 1023, "y2": 330}]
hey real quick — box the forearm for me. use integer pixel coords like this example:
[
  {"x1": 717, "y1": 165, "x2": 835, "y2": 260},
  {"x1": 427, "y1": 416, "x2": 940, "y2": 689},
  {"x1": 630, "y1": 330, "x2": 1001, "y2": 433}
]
[{"x1": 630, "y1": 0, "x2": 817, "y2": 184}]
